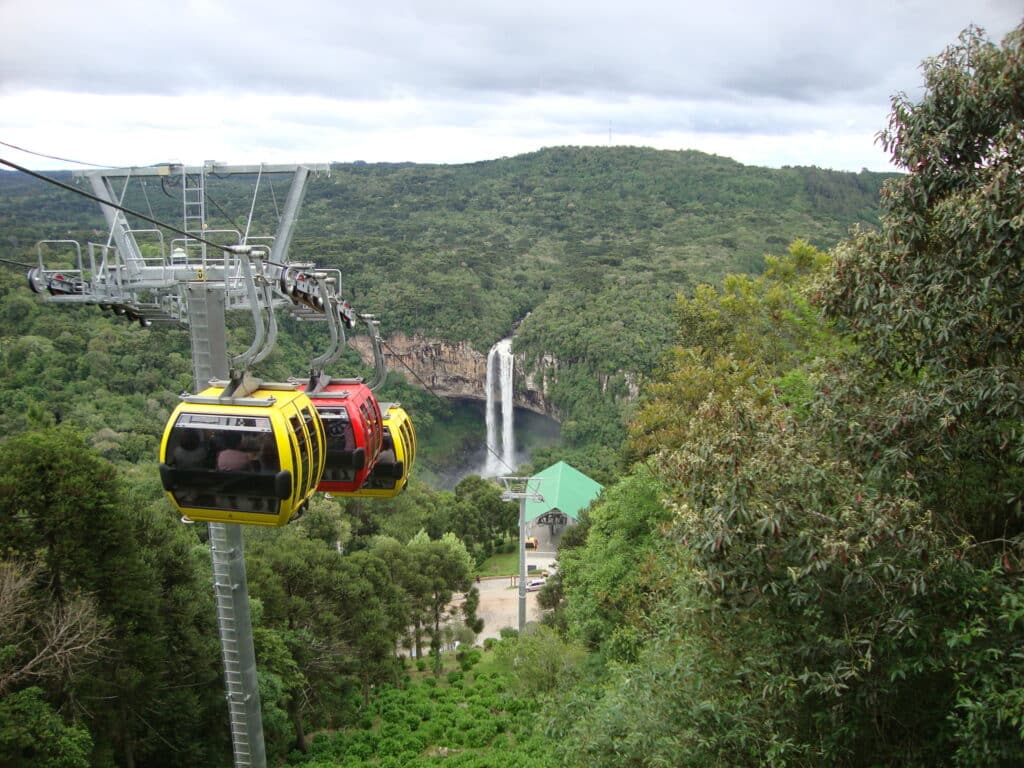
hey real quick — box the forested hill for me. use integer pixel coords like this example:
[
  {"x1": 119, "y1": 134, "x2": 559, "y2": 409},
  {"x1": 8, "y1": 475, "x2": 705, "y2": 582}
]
[
  {"x1": 2, "y1": 146, "x2": 893, "y2": 353},
  {"x1": 0, "y1": 146, "x2": 894, "y2": 479},
  {"x1": 296, "y1": 147, "x2": 892, "y2": 348}
]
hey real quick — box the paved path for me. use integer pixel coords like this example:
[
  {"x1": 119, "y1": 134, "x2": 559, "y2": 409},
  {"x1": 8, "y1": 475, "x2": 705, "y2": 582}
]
[{"x1": 458, "y1": 552, "x2": 558, "y2": 641}]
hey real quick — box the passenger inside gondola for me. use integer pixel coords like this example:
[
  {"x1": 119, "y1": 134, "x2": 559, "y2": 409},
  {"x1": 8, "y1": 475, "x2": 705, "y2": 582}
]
[
  {"x1": 172, "y1": 429, "x2": 209, "y2": 468},
  {"x1": 322, "y1": 410, "x2": 358, "y2": 482},
  {"x1": 160, "y1": 390, "x2": 322, "y2": 525},
  {"x1": 216, "y1": 432, "x2": 252, "y2": 471},
  {"x1": 163, "y1": 416, "x2": 286, "y2": 513}
]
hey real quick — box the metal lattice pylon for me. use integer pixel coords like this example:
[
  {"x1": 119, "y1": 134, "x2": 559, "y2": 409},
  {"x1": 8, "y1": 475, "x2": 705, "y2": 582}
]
[{"x1": 500, "y1": 477, "x2": 544, "y2": 632}]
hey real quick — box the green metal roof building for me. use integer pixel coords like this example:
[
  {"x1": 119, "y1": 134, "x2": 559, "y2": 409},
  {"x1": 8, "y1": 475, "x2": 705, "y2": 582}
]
[{"x1": 524, "y1": 461, "x2": 603, "y2": 523}]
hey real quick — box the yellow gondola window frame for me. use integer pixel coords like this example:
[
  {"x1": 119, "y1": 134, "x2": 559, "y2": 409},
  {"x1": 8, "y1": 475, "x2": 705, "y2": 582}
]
[{"x1": 162, "y1": 411, "x2": 289, "y2": 517}]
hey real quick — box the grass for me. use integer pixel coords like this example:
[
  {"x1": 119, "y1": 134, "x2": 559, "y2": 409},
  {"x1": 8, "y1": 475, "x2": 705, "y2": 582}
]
[
  {"x1": 405, "y1": 649, "x2": 463, "y2": 681},
  {"x1": 477, "y1": 551, "x2": 520, "y2": 577}
]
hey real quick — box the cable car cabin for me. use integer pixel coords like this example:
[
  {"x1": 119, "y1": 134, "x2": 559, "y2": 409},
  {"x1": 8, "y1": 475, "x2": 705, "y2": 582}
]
[
  {"x1": 158, "y1": 385, "x2": 326, "y2": 526},
  {"x1": 298, "y1": 380, "x2": 384, "y2": 493},
  {"x1": 346, "y1": 403, "x2": 416, "y2": 499}
]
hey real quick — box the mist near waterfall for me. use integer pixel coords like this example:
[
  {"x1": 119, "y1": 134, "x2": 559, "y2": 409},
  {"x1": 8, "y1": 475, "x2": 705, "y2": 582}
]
[{"x1": 427, "y1": 400, "x2": 561, "y2": 490}]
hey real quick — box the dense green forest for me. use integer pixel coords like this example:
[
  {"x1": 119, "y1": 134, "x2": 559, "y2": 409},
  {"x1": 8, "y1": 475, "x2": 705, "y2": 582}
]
[
  {"x1": 2, "y1": 22, "x2": 1022, "y2": 768},
  {"x1": 2, "y1": 146, "x2": 891, "y2": 358},
  {"x1": 0, "y1": 139, "x2": 893, "y2": 483}
]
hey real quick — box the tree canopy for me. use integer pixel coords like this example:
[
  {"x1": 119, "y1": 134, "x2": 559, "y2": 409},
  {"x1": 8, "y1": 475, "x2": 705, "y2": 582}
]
[{"x1": 551, "y1": 22, "x2": 1024, "y2": 767}]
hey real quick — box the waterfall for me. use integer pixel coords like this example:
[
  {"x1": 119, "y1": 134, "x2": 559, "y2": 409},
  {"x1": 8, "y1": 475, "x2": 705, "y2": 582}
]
[{"x1": 484, "y1": 338, "x2": 515, "y2": 476}]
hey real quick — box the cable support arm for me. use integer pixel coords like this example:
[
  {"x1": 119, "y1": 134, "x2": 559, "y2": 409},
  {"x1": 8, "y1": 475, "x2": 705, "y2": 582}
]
[
  {"x1": 226, "y1": 247, "x2": 272, "y2": 375},
  {"x1": 307, "y1": 277, "x2": 345, "y2": 392},
  {"x1": 359, "y1": 314, "x2": 388, "y2": 391}
]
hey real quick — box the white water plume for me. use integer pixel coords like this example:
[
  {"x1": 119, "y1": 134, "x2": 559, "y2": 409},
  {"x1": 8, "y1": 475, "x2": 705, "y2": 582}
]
[{"x1": 484, "y1": 338, "x2": 515, "y2": 476}]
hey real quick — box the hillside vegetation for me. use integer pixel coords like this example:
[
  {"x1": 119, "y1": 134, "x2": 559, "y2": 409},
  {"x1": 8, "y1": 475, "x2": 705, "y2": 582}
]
[
  {"x1": 2, "y1": 146, "x2": 891, "y2": 352},
  {"x1": 0, "y1": 146, "x2": 892, "y2": 481},
  {"x1": 3, "y1": 21, "x2": 1020, "y2": 767}
]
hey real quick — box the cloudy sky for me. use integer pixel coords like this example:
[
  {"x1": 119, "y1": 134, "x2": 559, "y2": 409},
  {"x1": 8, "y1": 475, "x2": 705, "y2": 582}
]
[{"x1": 0, "y1": 1, "x2": 1020, "y2": 173}]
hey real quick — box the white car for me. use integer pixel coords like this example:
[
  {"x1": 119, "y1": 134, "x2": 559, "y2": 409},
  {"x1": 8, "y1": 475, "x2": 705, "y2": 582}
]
[{"x1": 525, "y1": 578, "x2": 546, "y2": 592}]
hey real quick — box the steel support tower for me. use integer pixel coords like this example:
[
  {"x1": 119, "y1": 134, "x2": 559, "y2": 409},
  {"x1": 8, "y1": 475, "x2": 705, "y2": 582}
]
[
  {"x1": 500, "y1": 477, "x2": 544, "y2": 631},
  {"x1": 26, "y1": 161, "x2": 331, "y2": 768},
  {"x1": 188, "y1": 283, "x2": 266, "y2": 768}
]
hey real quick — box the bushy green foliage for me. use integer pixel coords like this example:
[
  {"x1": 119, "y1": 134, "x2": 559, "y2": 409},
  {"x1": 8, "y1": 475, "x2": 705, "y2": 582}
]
[
  {"x1": 491, "y1": 626, "x2": 586, "y2": 695},
  {"x1": 556, "y1": 466, "x2": 671, "y2": 657},
  {"x1": 553, "y1": 23, "x2": 1024, "y2": 767},
  {"x1": 0, "y1": 687, "x2": 93, "y2": 768},
  {"x1": 552, "y1": 550, "x2": 799, "y2": 767},
  {"x1": 288, "y1": 669, "x2": 553, "y2": 767},
  {"x1": 814, "y1": 24, "x2": 1024, "y2": 764}
]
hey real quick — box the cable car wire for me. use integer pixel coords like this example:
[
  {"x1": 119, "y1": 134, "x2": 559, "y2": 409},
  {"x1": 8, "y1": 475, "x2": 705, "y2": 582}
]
[
  {"x1": 0, "y1": 139, "x2": 116, "y2": 168},
  {"x1": 0, "y1": 256, "x2": 33, "y2": 269},
  {"x1": 2, "y1": 151, "x2": 260, "y2": 255},
  {"x1": 0, "y1": 156, "x2": 244, "y2": 253},
  {"x1": 140, "y1": 179, "x2": 156, "y2": 220},
  {"x1": 377, "y1": 337, "x2": 448, "y2": 406},
  {"x1": 376, "y1": 335, "x2": 517, "y2": 475},
  {"x1": 204, "y1": 189, "x2": 246, "y2": 235}
]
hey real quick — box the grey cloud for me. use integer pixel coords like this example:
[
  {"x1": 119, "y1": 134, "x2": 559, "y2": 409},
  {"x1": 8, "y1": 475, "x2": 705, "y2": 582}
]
[
  {"x1": 1, "y1": 0, "x2": 1018, "y2": 108},
  {"x1": 0, "y1": 0, "x2": 1019, "y2": 174}
]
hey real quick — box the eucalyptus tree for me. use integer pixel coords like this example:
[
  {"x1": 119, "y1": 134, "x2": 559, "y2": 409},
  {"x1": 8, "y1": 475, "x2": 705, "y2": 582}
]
[{"x1": 818, "y1": 23, "x2": 1024, "y2": 765}]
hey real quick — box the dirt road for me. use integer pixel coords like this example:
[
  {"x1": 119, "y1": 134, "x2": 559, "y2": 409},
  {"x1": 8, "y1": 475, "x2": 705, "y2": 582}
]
[{"x1": 461, "y1": 551, "x2": 556, "y2": 641}]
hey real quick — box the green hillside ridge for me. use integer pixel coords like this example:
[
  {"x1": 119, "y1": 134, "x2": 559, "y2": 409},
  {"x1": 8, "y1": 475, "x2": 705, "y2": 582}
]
[
  {"x1": 0, "y1": 147, "x2": 892, "y2": 480},
  {"x1": 2, "y1": 147, "x2": 892, "y2": 357},
  {"x1": 292, "y1": 147, "x2": 890, "y2": 349}
]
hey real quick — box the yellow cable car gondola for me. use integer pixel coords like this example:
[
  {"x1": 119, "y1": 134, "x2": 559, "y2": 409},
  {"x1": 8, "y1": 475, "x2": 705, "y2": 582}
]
[
  {"x1": 158, "y1": 383, "x2": 326, "y2": 526},
  {"x1": 346, "y1": 402, "x2": 416, "y2": 498}
]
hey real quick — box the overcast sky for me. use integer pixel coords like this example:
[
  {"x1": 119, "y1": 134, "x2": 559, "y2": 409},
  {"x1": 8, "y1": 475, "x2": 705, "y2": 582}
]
[{"x1": 0, "y1": 1, "x2": 1020, "y2": 173}]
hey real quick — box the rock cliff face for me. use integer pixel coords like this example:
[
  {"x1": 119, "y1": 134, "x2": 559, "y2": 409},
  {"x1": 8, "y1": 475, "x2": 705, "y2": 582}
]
[{"x1": 348, "y1": 333, "x2": 562, "y2": 419}]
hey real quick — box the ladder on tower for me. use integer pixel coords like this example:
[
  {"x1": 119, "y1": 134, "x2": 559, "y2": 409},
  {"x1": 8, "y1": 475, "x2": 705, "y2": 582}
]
[
  {"x1": 183, "y1": 167, "x2": 207, "y2": 260},
  {"x1": 186, "y1": 284, "x2": 229, "y2": 385},
  {"x1": 209, "y1": 523, "x2": 258, "y2": 768}
]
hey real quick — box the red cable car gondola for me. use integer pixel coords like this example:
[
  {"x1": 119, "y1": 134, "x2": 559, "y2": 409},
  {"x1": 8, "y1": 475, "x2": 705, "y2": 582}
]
[{"x1": 297, "y1": 377, "x2": 384, "y2": 493}]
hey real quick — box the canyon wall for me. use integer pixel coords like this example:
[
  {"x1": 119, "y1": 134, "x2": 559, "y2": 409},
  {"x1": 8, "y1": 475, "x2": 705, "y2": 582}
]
[{"x1": 348, "y1": 333, "x2": 562, "y2": 419}]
